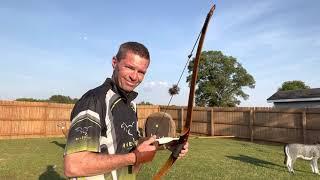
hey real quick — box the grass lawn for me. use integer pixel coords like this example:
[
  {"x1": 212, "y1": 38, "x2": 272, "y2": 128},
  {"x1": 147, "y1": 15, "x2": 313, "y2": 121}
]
[{"x1": 0, "y1": 137, "x2": 318, "y2": 179}]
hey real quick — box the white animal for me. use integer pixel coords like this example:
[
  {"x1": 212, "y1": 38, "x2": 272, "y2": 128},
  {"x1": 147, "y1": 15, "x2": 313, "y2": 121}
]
[
  {"x1": 284, "y1": 143, "x2": 320, "y2": 174},
  {"x1": 57, "y1": 122, "x2": 69, "y2": 138}
]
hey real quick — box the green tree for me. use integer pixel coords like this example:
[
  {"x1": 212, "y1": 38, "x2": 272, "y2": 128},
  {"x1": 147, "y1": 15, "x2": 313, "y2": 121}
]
[
  {"x1": 278, "y1": 80, "x2": 310, "y2": 91},
  {"x1": 187, "y1": 51, "x2": 255, "y2": 107},
  {"x1": 15, "y1": 98, "x2": 45, "y2": 102},
  {"x1": 138, "y1": 101, "x2": 153, "y2": 105},
  {"x1": 16, "y1": 95, "x2": 78, "y2": 104},
  {"x1": 48, "y1": 95, "x2": 78, "y2": 104}
]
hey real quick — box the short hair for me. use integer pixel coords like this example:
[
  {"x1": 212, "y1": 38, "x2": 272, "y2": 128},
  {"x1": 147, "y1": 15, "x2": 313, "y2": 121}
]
[{"x1": 115, "y1": 41, "x2": 150, "y2": 61}]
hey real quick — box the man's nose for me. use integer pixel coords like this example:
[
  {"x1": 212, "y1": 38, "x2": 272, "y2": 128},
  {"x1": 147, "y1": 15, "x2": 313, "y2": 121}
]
[{"x1": 130, "y1": 71, "x2": 138, "y2": 81}]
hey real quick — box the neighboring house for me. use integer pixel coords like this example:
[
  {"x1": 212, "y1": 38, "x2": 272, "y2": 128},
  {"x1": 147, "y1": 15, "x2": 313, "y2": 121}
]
[{"x1": 267, "y1": 88, "x2": 320, "y2": 108}]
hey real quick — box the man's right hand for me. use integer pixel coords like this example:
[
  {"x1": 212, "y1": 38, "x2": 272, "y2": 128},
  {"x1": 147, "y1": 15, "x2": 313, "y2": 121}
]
[{"x1": 133, "y1": 135, "x2": 157, "y2": 165}]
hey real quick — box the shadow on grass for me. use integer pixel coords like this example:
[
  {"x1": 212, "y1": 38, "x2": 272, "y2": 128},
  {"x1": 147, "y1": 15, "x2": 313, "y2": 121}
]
[
  {"x1": 39, "y1": 165, "x2": 66, "y2": 180},
  {"x1": 227, "y1": 154, "x2": 314, "y2": 174},
  {"x1": 51, "y1": 141, "x2": 66, "y2": 149},
  {"x1": 226, "y1": 154, "x2": 284, "y2": 171},
  {"x1": 227, "y1": 137, "x2": 285, "y2": 146}
]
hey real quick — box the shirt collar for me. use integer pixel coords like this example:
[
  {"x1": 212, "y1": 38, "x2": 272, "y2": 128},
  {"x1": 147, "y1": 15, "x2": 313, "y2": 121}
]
[{"x1": 104, "y1": 78, "x2": 138, "y2": 102}]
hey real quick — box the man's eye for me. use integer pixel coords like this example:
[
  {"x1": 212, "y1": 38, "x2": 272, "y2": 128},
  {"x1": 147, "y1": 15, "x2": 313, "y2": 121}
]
[{"x1": 126, "y1": 66, "x2": 135, "y2": 70}]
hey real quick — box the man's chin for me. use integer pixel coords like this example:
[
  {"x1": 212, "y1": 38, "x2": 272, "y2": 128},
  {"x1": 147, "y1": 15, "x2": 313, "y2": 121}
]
[{"x1": 123, "y1": 86, "x2": 135, "y2": 92}]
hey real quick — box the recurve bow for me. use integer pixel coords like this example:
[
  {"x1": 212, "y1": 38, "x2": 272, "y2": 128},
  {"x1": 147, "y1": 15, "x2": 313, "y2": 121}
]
[{"x1": 153, "y1": 4, "x2": 216, "y2": 179}]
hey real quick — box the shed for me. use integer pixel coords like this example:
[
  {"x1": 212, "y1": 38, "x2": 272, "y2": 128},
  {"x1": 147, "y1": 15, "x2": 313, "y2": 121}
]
[{"x1": 267, "y1": 88, "x2": 320, "y2": 108}]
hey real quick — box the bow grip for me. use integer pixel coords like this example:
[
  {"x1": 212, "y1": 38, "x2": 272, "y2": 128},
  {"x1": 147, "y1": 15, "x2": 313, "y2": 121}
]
[{"x1": 172, "y1": 143, "x2": 184, "y2": 158}]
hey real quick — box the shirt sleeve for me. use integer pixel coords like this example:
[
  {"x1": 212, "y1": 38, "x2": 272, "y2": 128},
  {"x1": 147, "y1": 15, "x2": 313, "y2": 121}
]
[{"x1": 64, "y1": 93, "x2": 104, "y2": 155}]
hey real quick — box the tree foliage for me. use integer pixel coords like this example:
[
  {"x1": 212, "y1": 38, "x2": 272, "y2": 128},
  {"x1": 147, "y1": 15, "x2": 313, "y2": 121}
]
[
  {"x1": 187, "y1": 51, "x2": 255, "y2": 107},
  {"x1": 278, "y1": 80, "x2": 310, "y2": 91},
  {"x1": 15, "y1": 98, "x2": 46, "y2": 102},
  {"x1": 138, "y1": 101, "x2": 153, "y2": 105},
  {"x1": 16, "y1": 95, "x2": 78, "y2": 104},
  {"x1": 48, "y1": 95, "x2": 78, "y2": 104}
]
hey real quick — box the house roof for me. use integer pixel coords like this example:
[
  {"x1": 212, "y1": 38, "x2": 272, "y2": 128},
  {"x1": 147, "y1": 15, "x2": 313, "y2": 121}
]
[{"x1": 267, "y1": 88, "x2": 320, "y2": 103}]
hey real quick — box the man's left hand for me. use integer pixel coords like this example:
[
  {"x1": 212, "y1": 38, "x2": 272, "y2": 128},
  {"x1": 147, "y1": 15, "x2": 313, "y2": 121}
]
[{"x1": 166, "y1": 141, "x2": 189, "y2": 159}]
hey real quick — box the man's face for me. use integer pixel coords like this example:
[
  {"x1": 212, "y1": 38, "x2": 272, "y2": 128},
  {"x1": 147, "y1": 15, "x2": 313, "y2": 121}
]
[{"x1": 112, "y1": 51, "x2": 149, "y2": 92}]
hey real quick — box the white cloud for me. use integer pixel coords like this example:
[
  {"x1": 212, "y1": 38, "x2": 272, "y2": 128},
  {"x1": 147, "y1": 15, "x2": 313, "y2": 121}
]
[
  {"x1": 140, "y1": 81, "x2": 169, "y2": 92},
  {"x1": 82, "y1": 36, "x2": 88, "y2": 40}
]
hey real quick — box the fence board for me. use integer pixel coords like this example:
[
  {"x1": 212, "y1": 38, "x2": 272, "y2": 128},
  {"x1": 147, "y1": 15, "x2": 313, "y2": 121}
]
[
  {"x1": 307, "y1": 113, "x2": 320, "y2": 129},
  {"x1": 214, "y1": 124, "x2": 250, "y2": 138}
]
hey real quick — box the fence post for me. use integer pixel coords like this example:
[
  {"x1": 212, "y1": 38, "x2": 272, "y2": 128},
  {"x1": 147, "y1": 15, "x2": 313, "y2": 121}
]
[
  {"x1": 210, "y1": 108, "x2": 214, "y2": 136},
  {"x1": 249, "y1": 108, "x2": 254, "y2": 142},
  {"x1": 180, "y1": 107, "x2": 184, "y2": 133},
  {"x1": 43, "y1": 103, "x2": 48, "y2": 137},
  {"x1": 302, "y1": 109, "x2": 307, "y2": 144}
]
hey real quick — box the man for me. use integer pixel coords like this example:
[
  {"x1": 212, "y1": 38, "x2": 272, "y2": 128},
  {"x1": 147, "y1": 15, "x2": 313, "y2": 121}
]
[{"x1": 64, "y1": 41, "x2": 188, "y2": 180}]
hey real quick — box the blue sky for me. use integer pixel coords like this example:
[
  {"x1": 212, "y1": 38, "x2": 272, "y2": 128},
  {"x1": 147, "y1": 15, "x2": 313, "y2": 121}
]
[{"x1": 1, "y1": 0, "x2": 319, "y2": 106}]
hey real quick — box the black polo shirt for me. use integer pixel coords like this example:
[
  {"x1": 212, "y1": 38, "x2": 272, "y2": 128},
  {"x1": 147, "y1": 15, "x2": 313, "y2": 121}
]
[{"x1": 64, "y1": 78, "x2": 140, "y2": 180}]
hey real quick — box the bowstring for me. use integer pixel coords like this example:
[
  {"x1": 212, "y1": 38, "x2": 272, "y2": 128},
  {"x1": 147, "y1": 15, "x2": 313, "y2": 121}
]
[{"x1": 155, "y1": 30, "x2": 202, "y2": 135}]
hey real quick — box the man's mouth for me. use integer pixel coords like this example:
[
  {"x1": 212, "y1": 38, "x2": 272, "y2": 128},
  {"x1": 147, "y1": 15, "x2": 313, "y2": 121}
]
[{"x1": 125, "y1": 80, "x2": 136, "y2": 87}]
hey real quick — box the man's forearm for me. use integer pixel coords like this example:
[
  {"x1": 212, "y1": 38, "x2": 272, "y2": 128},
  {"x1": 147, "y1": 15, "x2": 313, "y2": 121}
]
[{"x1": 64, "y1": 151, "x2": 136, "y2": 177}]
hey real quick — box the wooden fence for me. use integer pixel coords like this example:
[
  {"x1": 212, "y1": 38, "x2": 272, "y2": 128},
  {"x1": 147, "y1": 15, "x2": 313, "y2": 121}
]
[
  {"x1": 0, "y1": 100, "x2": 73, "y2": 139},
  {"x1": 1, "y1": 100, "x2": 320, "y2": 144},
  {"x1": 159, "y1": 106, "x2": 320, "y2": 144},
  {"x1": 0, "y1": 101, "x2": 159, "y2": 139}
]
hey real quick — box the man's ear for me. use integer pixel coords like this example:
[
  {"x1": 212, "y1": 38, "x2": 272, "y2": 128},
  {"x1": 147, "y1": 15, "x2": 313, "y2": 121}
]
[{"x1": 112, "y1": 57, "x2": 117, "y2": 69}]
